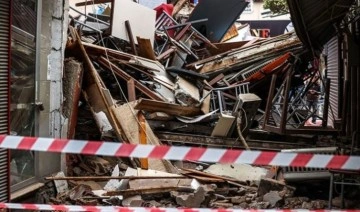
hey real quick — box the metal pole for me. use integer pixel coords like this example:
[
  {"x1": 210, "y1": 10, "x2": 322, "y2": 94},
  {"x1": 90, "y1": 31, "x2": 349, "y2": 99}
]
[{"x1": 263, "y1": 75, "x2": 277, "y2": 129}]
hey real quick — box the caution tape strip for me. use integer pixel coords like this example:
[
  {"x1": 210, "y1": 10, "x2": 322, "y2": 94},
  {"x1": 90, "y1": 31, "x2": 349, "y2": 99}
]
[
  {"x1": 1, "y1": 135, "x2": 359, "y2": 170},
  {"x1": 0, "y1": 204, "x2": 357, "y2": 212}
]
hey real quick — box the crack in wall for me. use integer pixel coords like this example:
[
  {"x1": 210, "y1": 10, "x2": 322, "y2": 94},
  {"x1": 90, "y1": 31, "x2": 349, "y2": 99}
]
[{"x1": 47, "y1": 0, "x2": 67, "y2": 138}]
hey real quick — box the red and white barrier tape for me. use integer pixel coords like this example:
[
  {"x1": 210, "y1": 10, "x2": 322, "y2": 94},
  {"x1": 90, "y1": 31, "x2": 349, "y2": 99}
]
[
  {"x1": 0, "y1": 204, "x2": 358, "y2": 212},
  {"x1": 0, "y1": 135, "x2": 359, "y2": 170}
]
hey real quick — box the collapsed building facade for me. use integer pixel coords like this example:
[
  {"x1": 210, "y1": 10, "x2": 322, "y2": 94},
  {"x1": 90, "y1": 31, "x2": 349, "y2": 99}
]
[{"x1": 0, "y1": 0, "x2": 359, "y2": 209}]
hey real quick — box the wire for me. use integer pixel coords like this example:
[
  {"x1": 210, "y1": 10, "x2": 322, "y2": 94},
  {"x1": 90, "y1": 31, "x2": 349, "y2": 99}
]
[
  {"x1": 88, "y1": 0, "x2": 155, "y2": 144},
  {"x1": 240, "y1": 108, "x2": 248, "y2": 133}
]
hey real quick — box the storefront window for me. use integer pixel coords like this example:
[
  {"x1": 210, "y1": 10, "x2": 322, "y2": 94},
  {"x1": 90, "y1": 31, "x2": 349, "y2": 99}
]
[{"x1": 10, "y1": 0, "x2": 37, "y2": 186}]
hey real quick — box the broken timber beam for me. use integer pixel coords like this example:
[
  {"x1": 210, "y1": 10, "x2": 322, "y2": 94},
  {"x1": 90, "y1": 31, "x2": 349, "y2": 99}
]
[
  {"x1": 125, "y1": 20, "x2": 138, "y2": 56},
  {"x1": 179, "y1": 168, "x2": 250, "y2": 188},
  {"x1": 138, "y1": 112, "x2": 149, "y2": 169},
  {"x1": 127, "y1": 79, "x2": 136, "y2": 101},
  {"x1": 63, "y1": 59, "x2": 84, "y2": 138},
  {"x1": 83, "y1": 42, "x2": 165, "y2": 73},
  {"x1": 137, "y1": 37, "x2": 156, "y2": 60},
  {"x1": 97, "y1": 56, "x2": 164, "y2": 101},
  {"x1": 66, "y1": 27, "x2": 125, "y2": 141},
  {"x1": 45, "y1": 175, "x2": 187, "y2": 181},
  {"x1": 105, "y1": 186, "x2": 193, "y2": 197},
  {"x1": 135, "y1": 98, "x2": 202, "y2": 117}
]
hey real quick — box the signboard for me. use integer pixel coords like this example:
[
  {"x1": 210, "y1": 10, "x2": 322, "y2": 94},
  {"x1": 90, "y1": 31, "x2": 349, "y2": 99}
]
[{"x1": 243, "y1": 0, "x2": 253, "y2": 13}]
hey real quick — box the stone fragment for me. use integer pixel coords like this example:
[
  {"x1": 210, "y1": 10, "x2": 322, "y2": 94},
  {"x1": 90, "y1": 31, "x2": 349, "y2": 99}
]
[
  {"x1": 257, "y1": 178, "x2": 295, "y2": 197},
  {"x1": 202, "y1": 184, "x2": 217, "y2": 194},
  {"x1": 231, "y1": 196, "x2": 246, "y2": 204},
  {"x1": 122, "y1": 195, "x2": 142, "y2": 207},
  {"x1": 146, "y1": 200, "x2": 162, "y2": 207},
  {"x1": 249, "y1": 201, "x2": 270, "y2": 209},
  {"x1": 129, "y1": 199, "x2": 144, "y2": 207},
  {"x1": 237, "y1": 187, "x2": 246, "y2": 196},
  {"x1": 204, "y1": 163, "x2": 268, "y2": 186},
  {"x1": 311, "y1": 200, "x2": 327, "y2": 209},
  {"x1": 239, "y1": 202, "x2": 249, "y2": 209},
  {"x1": 284, "y1": 197, "x2": 310, "y2": 208},
  {"x1": 210, "y1": 202, "x2": 233, "y2": 208},
  {"x1": 246, "y1": 193, "x2": 257, "y2": 200},
  {"x1": 171, "y1": 186, "x2": 206, "y2": 208},
  {"x1": 301, "y1": 201, "x2": 313, "y2": 209},
  {"x1": 263, "y1": 191, "x2": 283, "y2": 207}
]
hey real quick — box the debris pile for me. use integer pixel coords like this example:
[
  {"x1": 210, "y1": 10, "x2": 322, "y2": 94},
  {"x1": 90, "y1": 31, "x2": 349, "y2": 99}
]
[
  {"x1": 40, "y1": 0, "x2": 360, "y2": 209},
  {"x1": 46, "y1": 166, "x2": 330, "y2": 209}
]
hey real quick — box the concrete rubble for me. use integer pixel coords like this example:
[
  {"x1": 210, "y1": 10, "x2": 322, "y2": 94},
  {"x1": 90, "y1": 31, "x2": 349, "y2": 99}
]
[{"x1": 35, "y1": 0, "x2": 360, "y2": 210}]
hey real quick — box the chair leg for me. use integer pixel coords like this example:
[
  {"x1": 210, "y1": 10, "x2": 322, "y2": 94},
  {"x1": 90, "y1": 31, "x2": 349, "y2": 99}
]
[
  {"x1": 328, "y1": 173, "x2": 334, "y2": 209},
  {"x1": 340, "y1": 174, "x2": 345, "y2": 208}
]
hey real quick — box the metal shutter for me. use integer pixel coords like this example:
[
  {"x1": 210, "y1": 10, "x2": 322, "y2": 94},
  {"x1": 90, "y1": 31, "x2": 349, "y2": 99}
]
[
  {"x1": 0, "y1": 0, "x2": 10, "y2": 202},
  {"x1": 327, "y1": 36, "x2": 340, "y2": 127}
]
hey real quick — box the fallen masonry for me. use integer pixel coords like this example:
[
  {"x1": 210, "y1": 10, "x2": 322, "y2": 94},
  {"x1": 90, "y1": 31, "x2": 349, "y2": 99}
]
[{"x1": 29, "y1": 0, "x2": 360, "y2": 209}]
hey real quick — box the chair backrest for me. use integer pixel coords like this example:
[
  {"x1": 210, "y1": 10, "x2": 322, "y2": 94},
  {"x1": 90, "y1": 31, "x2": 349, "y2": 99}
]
[{"x1": 211, "y1": 82, "x2": 250, "y2": 113}]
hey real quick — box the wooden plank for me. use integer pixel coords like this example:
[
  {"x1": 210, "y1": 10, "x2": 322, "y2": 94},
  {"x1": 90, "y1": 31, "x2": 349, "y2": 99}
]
[
  {"x1": 105, "y1": 186, "x2": 186, "y2": 197},
  {"x1": 179, "y1": 168, "x2": 250, "y2": 188},
  {"x1": 112, "y1": 102, "x2": 177, "y2": 173},
  {"x1": 129, "y1": 179, "x2": 180, "y2": 189},
  {"x1": 180, "y1": 173, "x2": 225, "y2": 183},
  {"x1": 109, "y1": 57, "x2": 155, "y2": 77},
  {"x1": 200, "y1": 90, "x2": 211, "y2": 114},
  {"x1": 239, "y1": 37, "x2": 260, "y2": 49},
  {"x1": 208, "y1": 73, "x2": 225, "y2": 86},
  {"x1": 83, "y1": 42, "x2": 165, "y2": 73},
  {"x1": 134, "y1": 98, "x2": 202, "y2": 117},
  {"x1": 127, "y1": 79, "x2": 136, "y2": 102},
  {"x1": 156, "y1": 47, "x2": 176, "y2": 61},
  {"x1": 137, "y1": 37, "x2": 156, "y2": 60},
  {"x1": 187, "y1": 34, "x2": 301, "y2": 74},
  {"x1": 138, "y1": 112, "x2": 149, "y2": 169},
  {"x1": 63, "y1": 59, "x2": 84, "y2": 139},
  {"x1": 174, "y1": 24, "x2": 191, "y2": 41},
  {"x1": 125, "y1": 20, "x2": 138, "y2": 55},
  {"x1": 45, "y1": 176, "x2": 186, "y2": 181},
  {"x1": 221, "y1": 24, "x2": 239, "y2": 42},
  {"x1": 207, "y1": 41, "x2": 248, "y2": 55},
  {"x1": 65, "y1": 27, "x2": 125, "y2": 141}
]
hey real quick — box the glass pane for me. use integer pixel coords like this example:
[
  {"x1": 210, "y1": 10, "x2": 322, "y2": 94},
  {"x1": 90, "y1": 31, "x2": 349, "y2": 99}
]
[{"x1": 10, "y1": 0, "x2": 37, "y2": 185}]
